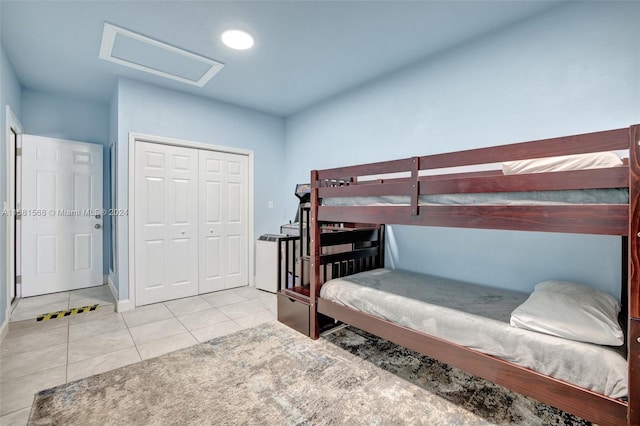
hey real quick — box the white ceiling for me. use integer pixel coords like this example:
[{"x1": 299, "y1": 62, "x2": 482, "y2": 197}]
[{"x1": 0, "y1": 1, "x2": 563, "y2": 116}]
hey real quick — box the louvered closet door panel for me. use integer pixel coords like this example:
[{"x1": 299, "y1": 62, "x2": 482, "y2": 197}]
[{"x1": 135, "y1": 142, "x2": 199, "y2": 306}]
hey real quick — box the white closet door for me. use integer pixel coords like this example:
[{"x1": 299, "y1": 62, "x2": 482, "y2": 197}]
[
  {"x1": 199, "y1": 150, "x2": 224, "y2": 292},
  {"x1": 21, "y1": 135, "x2": 103, "y2": 297},
  {"x1": 223, "y1": 153, "x2": 248, "y2": 289},
  {"x1": 135, "y1": 142, "x2": 198, "y2": 306},
  {"x1": 199, "y1": 150, "x2": 248, "y2": 293}
]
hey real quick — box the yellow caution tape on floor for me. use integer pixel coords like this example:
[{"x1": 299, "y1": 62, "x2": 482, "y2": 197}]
[{"x1": 36, "y1": 304, "x2": 99, "y2": 321}]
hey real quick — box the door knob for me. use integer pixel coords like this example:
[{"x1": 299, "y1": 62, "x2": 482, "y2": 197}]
[{"x1": 94, "y1": 224, "x2": 102, "y2": 229}]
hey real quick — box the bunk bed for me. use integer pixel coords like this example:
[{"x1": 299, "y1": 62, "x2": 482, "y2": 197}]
[{"x1": 299, "y1": 125, "x2": 639, "y2": 426}]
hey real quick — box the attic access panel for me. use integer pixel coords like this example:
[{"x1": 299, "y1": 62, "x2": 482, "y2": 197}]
[{"x1": 99, "y1": 23, "x2": 224, "y2": 87}]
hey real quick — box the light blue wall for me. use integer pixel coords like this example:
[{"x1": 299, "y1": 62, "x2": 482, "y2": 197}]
[
  {"x1": 21, "y1": 89, "x2": 111, "y2": 275},
  {"x1": 22, "y1": 89, "x2": 109, "y2": 145},
  {"x1": 115, "y1": 78, "x2": 286, "y2": 301},
  {"x1": 0, "y1": 42, "x2": 22, "y2": 327},
  {"x1": 284, "y1": 1, "x2": 640, "y2": 299}
]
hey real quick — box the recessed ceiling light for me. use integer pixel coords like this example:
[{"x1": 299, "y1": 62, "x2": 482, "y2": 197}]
[{"x1": 221, "y1": 30, "x2": 254, "y2": 50}]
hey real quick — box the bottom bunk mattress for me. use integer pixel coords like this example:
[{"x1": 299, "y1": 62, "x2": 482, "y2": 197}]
[{"x1": 319, "y1": 268, "x2": 627, "y2": 399}]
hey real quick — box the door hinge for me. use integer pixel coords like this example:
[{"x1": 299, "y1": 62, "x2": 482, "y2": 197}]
[
  {"x1": 15, "y1": 147, "x2": 22, "y2": 156},
  {"x1": 15, "y1": 275, "x2": 21, "y2": 284}
]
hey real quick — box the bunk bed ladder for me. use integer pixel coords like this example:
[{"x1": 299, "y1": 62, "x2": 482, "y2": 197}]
[{"x1": 309, "y1": 170, "x2": 386, "y2": 339}]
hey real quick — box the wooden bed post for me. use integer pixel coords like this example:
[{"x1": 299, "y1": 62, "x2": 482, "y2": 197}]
[
  {"x1": 378, "y1": 224, "x2": 386, "y2": 269},
  {"x1": 309, "y1": 170, "x2": 321, "y2": 340},
  {"x1": 410, "y1": 156, "x2": 420, "y2": 216},
  {"x1": 628, "y1": 124, "x2": 640, "y2": 425}
]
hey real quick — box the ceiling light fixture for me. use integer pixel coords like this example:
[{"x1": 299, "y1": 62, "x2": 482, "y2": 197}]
[{"x1": 221, "y1": 30, "x2": 254, "y2": 50}]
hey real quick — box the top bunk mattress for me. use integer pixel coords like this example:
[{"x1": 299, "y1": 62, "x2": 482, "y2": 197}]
[
  {"x1": 322, "y1": 188, "x2": 629, "y2": 207},
  {"x1": 319, "y1": 268, "x2": 627, "y2": 399}
]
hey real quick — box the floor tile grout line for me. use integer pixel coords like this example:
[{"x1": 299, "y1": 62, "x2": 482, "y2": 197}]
[
  {"x1": 0, "y1": 406, "x2": 31, "y2": 422},
  {"x1": 187, "y1": 328, "x2": 200, "y2": 343},
  {"x1": 0, "y1": 343, "x2": 69, "y2": 384},
  {"x1": 0, "y1": 364, "x2": 68, "y2": 414},
  {"x1": 68, "y1": 331, "x2": 135, "y2": 361},
  {"x1": 133, "y1": 329, "x2": 194, "y2": 352},
  {"x1": 174, "y1": 313, "x2": 235, "y2": 334},
  {"x1": 125, "y1": 321, "x2": 144, "y2": 364},
  {"x1": 230, "y1": 318, "x2": 246, "y2": 331},
  {"x1": 127, "y1": 306, "x2": 188, "y2": 350}
]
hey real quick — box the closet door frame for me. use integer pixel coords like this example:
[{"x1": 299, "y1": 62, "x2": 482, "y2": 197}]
[{"x1": 128, "y1": 133, "x2": 254, "y2": 309}]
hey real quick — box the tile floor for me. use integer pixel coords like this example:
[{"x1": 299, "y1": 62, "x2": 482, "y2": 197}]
[{"x1": 0, "y1": 285, "x2": 277, "y2": 425}]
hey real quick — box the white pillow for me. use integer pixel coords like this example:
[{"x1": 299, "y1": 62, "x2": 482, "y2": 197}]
[
  {"x1": 502, "y1": 151, "x2": 622, "y2": 175},
  {"x1": 510, "y1": 280, "x2": 623, "y2": 346}
]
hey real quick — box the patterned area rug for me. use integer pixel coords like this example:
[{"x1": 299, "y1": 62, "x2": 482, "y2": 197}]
[
  {"x1": 29, "y1": 321, "x2": 591, "y2": 425},
  {"x1": 324, "y1": 325, "x2": 591, "y2": 426}
]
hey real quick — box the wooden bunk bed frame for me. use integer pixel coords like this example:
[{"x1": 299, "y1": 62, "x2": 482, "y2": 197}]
[{"x1": 304, "y1": 125, "x2": 640, "y2": 426}]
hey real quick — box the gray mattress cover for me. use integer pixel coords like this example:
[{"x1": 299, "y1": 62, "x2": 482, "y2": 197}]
[
  {"x1": 323, "y1": 188, "x2": 629, "y2": 206},
  {"x1": 320, "y1": 268, "x2": 627, "y2": 398}
]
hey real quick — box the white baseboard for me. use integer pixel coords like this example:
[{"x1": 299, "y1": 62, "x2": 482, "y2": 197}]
[
  {"x1": 0, "y1": 306, "x2": 10, "y2": 344},
  {"x1": 107, "y1": 275, "x2": 134, "y2": 312},
  {"x1": 107, "y1": 275, "x2": 118, "y2": 299},
  {"x1": 116, "y1": 298, "x2": 134, "y2": 312}
]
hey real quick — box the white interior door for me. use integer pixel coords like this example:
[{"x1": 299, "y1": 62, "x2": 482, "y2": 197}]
[
  {"x1": 21, "y1": 135, "x2": 103, "y2": 297},
  {"x1": 198, "y1": 150, "x2": 248, "y2": 293},
  {"x1": 135, "y1": 142, "x2": 199, "y2": 306}
]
